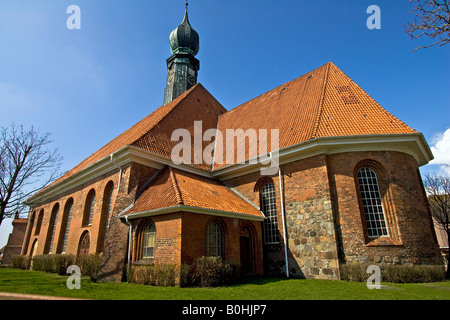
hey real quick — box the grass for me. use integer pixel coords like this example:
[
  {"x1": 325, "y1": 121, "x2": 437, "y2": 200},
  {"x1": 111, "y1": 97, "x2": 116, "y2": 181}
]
[{"x1": 0, "y1": 268, "x2": 449, "y2": 300}]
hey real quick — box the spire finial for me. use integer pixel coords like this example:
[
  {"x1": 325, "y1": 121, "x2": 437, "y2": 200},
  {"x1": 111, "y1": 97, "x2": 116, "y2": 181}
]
[{"x1": 186, "y1": 0, "x2": 188, "y2": 9}]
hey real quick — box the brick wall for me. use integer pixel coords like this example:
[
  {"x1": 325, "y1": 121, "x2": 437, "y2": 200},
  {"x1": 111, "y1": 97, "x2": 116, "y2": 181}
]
[
  {"x1": 21, "y1": 149, "x2": 442, "y2": 282},
  {"x1": 128, "y1": 211, "x2": 264, "y2": 276},
  {"x1": 98, "y1": 163, "x2": 157, "y2": 282},
  {"x1": 225, "y1": 151, "x2": 441, "y2": 280},
  {"x1": 326, "y1": 151, "x2": 442, "y2": 266},
  {"x1": 180, "y1": 212, "x2": 264, "y2": 276},
  {"x1": 22, "y1": 168, "x2": 122, "y2": 258},
  {"x1": 22, "y1": 162, "x2": 158, "y2": 282},
  {"x1": 131, "y1": 213, "x2": 182, "y2": 265}
]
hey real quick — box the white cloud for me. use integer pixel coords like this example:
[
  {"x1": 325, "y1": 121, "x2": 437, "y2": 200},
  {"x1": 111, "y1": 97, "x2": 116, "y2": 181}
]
[{"x1": 429, "y1": 128, "x2": 450, "y2": 176}]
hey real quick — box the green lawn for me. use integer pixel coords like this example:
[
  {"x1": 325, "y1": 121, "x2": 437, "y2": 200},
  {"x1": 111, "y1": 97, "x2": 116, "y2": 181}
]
[{"x1": 0, "y1": 268, "x2": 449, "y2": 300}]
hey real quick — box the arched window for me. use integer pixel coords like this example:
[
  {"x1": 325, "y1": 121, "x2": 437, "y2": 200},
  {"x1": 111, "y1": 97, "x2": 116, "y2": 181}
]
[
  {"x1": 206, "y1": 222, "x2": 222, "y2": 258},
  {"x1": 45, "y1": 203, "x2": 59, "y2": 254},
  {"x1": 34, "y1": 209, "x2": 44, "y2": 235},
  {"x1": 97, "y1": 181, "x2": 114, "y2": 253},
  {"x1": 357, "y1": 167, "x2": 388, "y2": 238},
  {"x1": 29, "y1": 239, "x2": 38, "y2": 258},
  {"x1": 83, "y1": 189, "x2": 96, "y2": 226},
  {"x1": 78, "y1": 231, "x2": 90, "y2": 256},
  {"x1": 58, "y1": 198, "x2": 74, "y2": 254},
  {"x1": 142, "y1": 224, "x2": 156, "y2": 259},
  {"x1": 260, "y1": 182, "x2": 279, "y2": 244}
]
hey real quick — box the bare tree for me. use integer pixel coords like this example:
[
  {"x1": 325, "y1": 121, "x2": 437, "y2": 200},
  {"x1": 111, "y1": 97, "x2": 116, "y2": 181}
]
[
  {"x1": 405, "y1": 0, "x2": 450, "y2": 50},
  {"x1": 423, "y1": 174, "x2": 450, "y2": 278},
  {"x1": 0, "y1": 124, "x2": 63, "y2": 227}
]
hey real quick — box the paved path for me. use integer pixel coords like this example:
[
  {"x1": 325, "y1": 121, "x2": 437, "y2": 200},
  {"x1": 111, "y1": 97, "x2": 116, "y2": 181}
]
[{"x1": 0, "y1": 292, "x2": 87, "y2": 300}]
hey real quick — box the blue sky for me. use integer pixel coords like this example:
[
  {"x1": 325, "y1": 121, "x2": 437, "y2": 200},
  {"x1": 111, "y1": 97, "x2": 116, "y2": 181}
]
[{"x1": 0, "y1": 0, "x2": 449, "y2": 247}]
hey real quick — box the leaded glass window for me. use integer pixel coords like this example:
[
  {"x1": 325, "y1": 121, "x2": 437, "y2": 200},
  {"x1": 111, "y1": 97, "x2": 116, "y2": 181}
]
[
  {"x1": 357, "y1": 167, "x2": 388, "y2": 237},
  {"x1": 47, "y1": 204, "x2": 59, "y2": 254},
  {"x1": 84, "y1": 190, "x2": 95, "y2": 226},
  {"x1": 261, "y1": 183, "x2": 279, "y2": 243},
  {"x1": 206, "y1": 222, "x2": 222, "y2": 257},
  {"x1": 61, "y1": 199, "x2": 74, "y2": 253}
]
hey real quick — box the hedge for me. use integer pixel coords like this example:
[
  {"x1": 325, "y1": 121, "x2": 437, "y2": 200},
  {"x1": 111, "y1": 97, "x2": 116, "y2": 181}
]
[
  {"x1": 11, "y1": 254, "x2": 102, "y2": 281},
  {"x1": 127, "y1": 256, "x2": 237, "y2": 287},
  {"x1": 340, "y1": 263, "x2": 445, "y2": 283}
]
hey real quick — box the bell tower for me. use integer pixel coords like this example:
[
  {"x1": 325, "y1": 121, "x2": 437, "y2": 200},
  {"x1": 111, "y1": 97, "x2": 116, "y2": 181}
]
[{"x1": 163, "y1": 2, "x2": 200, "y2": 105}]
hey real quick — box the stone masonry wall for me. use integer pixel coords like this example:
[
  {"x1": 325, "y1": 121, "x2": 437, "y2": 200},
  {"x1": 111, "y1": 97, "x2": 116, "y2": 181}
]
[{"x1": 225, "y1": 154, "x2": 340, "y2": 280}]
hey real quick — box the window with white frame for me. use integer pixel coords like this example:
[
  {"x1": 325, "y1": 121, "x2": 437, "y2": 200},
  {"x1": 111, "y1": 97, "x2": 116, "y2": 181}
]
[
  {"x1": 261, "y1": 183, "x2": 279, "y2": 243},
  {"x1": 357, "y1": 167, "x2": 388, "y2": 237},
  {"x1": 206, "y1": 222, "x2": 222, "y2": 258},
  {"x1": 142, "y1": 224, "x2": 156, "y2": 259}
]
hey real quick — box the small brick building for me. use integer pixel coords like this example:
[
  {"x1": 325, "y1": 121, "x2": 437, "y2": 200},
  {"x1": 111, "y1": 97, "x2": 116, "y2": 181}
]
[
  {"x1": 1, "y1": 215, "x2": 28, "y2": 266},
  {"x1": 21, "y1": 7, "x2": 442, "y2": 282}
]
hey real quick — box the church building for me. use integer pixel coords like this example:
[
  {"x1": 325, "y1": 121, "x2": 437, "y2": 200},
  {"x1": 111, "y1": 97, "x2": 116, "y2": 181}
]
[{"x1": 21, "y1": 5, "x2": 442, "y2": 282}]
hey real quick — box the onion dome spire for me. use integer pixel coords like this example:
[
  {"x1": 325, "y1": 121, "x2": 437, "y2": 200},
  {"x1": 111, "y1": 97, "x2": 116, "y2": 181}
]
[{"x1": 169, "y1": 1, "x2": 200, "y2": 56}]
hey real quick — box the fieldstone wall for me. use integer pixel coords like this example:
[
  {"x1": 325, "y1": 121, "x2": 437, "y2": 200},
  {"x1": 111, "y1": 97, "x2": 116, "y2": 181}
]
[{"x1": 286, "y1": 198, "x2": 339, "y2": 279}]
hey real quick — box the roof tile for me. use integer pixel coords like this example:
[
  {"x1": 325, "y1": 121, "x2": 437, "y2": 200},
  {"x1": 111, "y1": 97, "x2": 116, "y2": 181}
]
[
  {"x1": 212, "y1": 62, "x2": 416, "y2": 169},
  {"x1": 125, "y1": 166, "x2": 263, "y2": 218}
]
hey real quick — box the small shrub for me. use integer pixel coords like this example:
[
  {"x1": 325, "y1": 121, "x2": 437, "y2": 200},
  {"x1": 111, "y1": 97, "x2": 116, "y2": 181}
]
[
  {"x1": 128, "y1": 263, "x2": 180, "y2": 286},
  {"x1": 31, "y1": 255, "x2": 55, "y2": 273},
  {"x1": 179, "y1": 263, "x2": 195, "y2": 288},
  {"x1": 76, "y1": 254, "x2": 102, "y2": 281},
  {"x1": 192, "y1": 256, "x2": 236, "y2": 287},
  {"x1": 31, "y1": 254, "x2": 76, "y2": 275},
  {"x1": 158, "y1": 264, "x2": 178, "y2": 286},
  {"x1": 11, "y1": 255, "x2": 30, "y2": 270},
  {"x1": 127, "y1": 257, "x2": 237, "y2": 287},
  {"x1": 340, "y1": 263, "x2": 445, "y2": 283}
]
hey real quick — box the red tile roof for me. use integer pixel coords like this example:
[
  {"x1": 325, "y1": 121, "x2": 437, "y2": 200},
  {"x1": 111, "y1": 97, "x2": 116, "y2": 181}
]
[
  {"x1": 33, "y1": 62, "x2": 419, "y2": 200},
  {"x1": 124, "y1": 166, "x2": 263, "y2": 219},
  {"x1": 39, "y1": 84, "x2": 226, "y2": 193},
  {"x1": 12, "y1": 218, "x2": 28, "y2": 224},
  {"x1": 213, "y1": 62, "x2": 416, "y2": 169}
]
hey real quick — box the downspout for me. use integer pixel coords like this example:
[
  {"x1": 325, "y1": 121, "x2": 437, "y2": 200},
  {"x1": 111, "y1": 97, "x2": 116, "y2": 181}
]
[
  {"x1": 278, "y1": 167, "x2": 289, "y2": 278},
  {"x1": 124, "y1": 215, "x2": 132, "y2": 265}
]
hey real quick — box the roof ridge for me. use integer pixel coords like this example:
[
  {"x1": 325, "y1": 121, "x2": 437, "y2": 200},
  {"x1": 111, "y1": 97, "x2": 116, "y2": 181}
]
[
  {"x1": 312, "y1": 62, "x2": 332, "y2": 138},
  {"x1": 168, "y1": 167, "x2": 183, "y2": 205}
]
